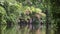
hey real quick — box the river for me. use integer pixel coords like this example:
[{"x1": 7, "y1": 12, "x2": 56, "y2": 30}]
[{"x1": 0, "y1": 24, "x2": 46, "y2": 34}]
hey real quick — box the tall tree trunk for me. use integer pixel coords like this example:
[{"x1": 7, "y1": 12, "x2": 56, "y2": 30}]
[{"x1": 45, "y1": 9, "x2": 50, "y2": 34}]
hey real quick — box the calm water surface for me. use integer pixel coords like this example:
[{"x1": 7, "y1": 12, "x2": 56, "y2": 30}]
[{"x1": 0, "y1": 24, "x2": 46, "y2": 34}]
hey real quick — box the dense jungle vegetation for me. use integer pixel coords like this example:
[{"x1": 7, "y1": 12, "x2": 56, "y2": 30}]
[{"x1": 0, "y1": 0, "x2": 60, "y2": 34}]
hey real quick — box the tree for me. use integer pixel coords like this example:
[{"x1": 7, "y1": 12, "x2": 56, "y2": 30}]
[{"x1": 50, "y1": 0, "x2": 60, "y2": 34}]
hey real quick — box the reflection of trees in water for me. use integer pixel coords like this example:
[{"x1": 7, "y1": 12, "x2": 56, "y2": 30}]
[
  {"x1": 18, "y1": 23, "x2": 43, "y2": 34},
  {"x1": 18, "y1": 18, "x2": 43, "y2": 34},
  {"x1": 0, "y1": 23, "x2": 14, "y2": 34},
  {"x1": 6, "y1": 20, "x2": 14, "y2": 29},
  {"x1": 0, "y1": 24, "x2": 43, "y2": 34},
  {"x1": 18, "y1": 19, "x2": 27, "y2": 29},
  {"x1": 4, "y1": 25, "x2": 16, "y2": 34},
  {"x1": 0, "y1": 18, "x2": 43, "y2": 34}
]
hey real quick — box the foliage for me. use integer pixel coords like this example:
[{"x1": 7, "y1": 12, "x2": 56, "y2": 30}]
[
  {"x1": 0, "y1": 1, "x2": 46, "y2": 34},
  {"x1": 0, "y1": 1, "x2": 21, "y2": 24},
  {"x1": 0, "y1": 6, "x2": 6, "y2": 24},
  {"x1": 0, "y1": 0, "x2": 46, "y2": 25},
  {"x1": 50, "y1": 0, "x2": 60, "y2": 34}
]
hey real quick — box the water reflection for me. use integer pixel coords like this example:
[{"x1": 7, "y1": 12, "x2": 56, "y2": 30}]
[{"x1": 0, "y1": 24, "x2": 46, "y2": 34}]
